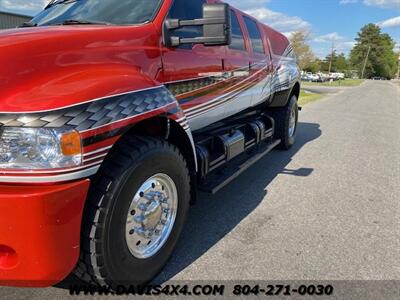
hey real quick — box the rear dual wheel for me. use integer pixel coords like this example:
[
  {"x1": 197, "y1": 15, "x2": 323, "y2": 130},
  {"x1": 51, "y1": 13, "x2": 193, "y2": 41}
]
[
  {"x1": 74, "y1": 136, "x2": 190, "y2": 287},
  {"x1": 269, "y1": 95, "x2": 299, "y2": 150}
]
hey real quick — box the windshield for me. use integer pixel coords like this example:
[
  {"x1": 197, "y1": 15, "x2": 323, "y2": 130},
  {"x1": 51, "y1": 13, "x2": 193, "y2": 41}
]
[{"x1": 31, "y1": 0, "x2": 163, "y2": 26}]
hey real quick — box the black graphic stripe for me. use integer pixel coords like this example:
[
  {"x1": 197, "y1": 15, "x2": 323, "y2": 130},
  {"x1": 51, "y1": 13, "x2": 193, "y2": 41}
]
[{"x1": 0, "y1": 87, "x2": 175, "y2": 132}]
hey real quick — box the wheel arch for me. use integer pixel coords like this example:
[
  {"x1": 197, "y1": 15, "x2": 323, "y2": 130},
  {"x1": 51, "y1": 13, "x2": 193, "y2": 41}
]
[
  {"x1": 121, "y1": 116, "x2": 196, "y2": 173},
  {"x1": 290, "y1": 81, "x2": 301, "y2": 101},
  {"x1": 269, "y1": 81, "x2": 301, "y2": 108},
  {"x1": 98, "y1": 115, "x2": 198, "y2": 203}
]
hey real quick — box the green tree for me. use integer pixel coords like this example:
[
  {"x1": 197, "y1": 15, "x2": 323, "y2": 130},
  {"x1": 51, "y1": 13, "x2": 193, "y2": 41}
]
[
  {"x1": 350, "y1": 24, "x2": 397, "y2": 79},
  {"x1": 304, "y1": 59, "x2": 322, "y2": 73},
  {"x1": 320, "y1": 51, "x2": 348, "y2": 73},
  {"x1": 290, "y1": 32, "x2": 315, "y2": 71},
  {"x1": 335, "y1": 53, "x2": 349, "y2": 72},
  {"x1": 321, "y1": 51, "x2": 336, "y2": 72}
]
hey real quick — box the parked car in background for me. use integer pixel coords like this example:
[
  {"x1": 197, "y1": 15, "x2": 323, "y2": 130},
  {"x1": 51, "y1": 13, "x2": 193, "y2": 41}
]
[
  {"x1": 330, "y1": 72, "x2": 345, "y2": 80},
  {"x1": 301, "y1": 72, "x2": 312, "y2": 82},
  {"x1": 301, "y1": 71, "x2": 350, "y2": 83},
  {"x1": 301, "y1": 72, "x2": 320, "y2": 82}
]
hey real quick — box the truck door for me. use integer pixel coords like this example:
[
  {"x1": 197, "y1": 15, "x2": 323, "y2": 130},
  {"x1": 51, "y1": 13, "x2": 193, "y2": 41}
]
[
  {"x1": 222, "y1": 9, "x2": 253, "y2": 119},
  {"x1": 160, "y1": 0, "x2": 227, "y2": 131},
  {"x1": 242, "y1": 16, "x2": 273, "y2": 107},
  {"x1": 222, "y1": 12, "x2": 273, "y2": 118}
]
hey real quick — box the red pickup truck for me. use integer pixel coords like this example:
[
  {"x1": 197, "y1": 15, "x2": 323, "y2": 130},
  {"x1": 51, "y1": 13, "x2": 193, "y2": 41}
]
[{"x1": 0, "y1": 0, "x2": 300, "y2": 288}]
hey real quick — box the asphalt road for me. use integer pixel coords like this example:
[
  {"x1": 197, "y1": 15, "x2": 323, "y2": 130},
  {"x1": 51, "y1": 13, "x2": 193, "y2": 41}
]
[{"x1": 1, "y1": 80, "x2": 399, "y2": 299}]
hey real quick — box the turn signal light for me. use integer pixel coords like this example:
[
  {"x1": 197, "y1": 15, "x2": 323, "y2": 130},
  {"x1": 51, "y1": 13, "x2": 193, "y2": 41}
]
[{"x1": 60, "y1": 131, "x2": 82, "y2": 156}]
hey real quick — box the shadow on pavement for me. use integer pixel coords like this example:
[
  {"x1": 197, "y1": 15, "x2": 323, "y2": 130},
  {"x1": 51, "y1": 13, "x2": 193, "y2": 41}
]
[{"x1": 155, "y1": 122, "x2": 321, "y2": 282}]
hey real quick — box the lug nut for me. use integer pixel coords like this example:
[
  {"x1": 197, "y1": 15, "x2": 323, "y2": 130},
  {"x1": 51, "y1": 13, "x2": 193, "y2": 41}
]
[
  {"x1": 129, "y1": 229, "x2": 135, "y2": 235},
  {"x1": 130, "y1": 210, "x2": 136, "y2": 216}
]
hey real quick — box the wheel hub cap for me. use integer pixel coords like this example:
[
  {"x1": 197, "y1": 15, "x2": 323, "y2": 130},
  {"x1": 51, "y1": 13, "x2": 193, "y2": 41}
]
[
  {"x1": 142, "y1": 199, "x2": 162, "y2": 230},
  {"x1": 288, "y1": 105, "x2": 297, "y2": 137},
  {"x1": 125, "y1": 174, "x2": 178, "y2": 259}
]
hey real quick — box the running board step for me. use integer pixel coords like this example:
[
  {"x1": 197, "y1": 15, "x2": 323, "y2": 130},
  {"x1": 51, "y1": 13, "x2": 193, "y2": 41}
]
[{"x1": 198, "y1": 139, "x2": 281, "y2": 194}]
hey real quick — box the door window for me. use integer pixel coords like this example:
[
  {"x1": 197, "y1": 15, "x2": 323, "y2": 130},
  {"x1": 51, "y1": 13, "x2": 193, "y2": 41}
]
[
  {"x1": 229, "y1": 11, "x2": 246, "y2": 51},
  {"x1": 243, "y1": 16, "x2": 265, "y2": 54}
]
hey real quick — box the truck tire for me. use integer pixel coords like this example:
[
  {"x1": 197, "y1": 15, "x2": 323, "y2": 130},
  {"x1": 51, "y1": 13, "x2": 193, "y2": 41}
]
[
  {"x1": 269, "y1": 95, "x2": 298, "y2": 150},
  {"x1": 74, "y1": 136, "x2": 190, "y2": 287}
]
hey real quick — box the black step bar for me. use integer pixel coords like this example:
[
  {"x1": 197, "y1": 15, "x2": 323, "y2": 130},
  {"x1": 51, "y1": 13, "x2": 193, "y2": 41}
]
[{"x1": 198, "y1": 139, "x2": 281, "y2": 194}]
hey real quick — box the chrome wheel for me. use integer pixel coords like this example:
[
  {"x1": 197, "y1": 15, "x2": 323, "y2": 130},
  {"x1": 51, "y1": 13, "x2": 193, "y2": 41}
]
[
  {"x1": 125, "y1": 173, "x2": 178, "y2": 259},
  {"x1": 288, "y1": 105, "x2": 297, "y2": 137}
]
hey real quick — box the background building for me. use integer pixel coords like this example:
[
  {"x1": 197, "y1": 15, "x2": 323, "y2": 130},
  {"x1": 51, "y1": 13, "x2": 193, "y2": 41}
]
[{"x1": 0, "y1": 11, "x2": 32, "y2": 30}]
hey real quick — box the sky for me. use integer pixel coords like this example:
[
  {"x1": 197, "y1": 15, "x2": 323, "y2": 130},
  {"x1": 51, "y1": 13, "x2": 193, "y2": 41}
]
[{"x1": 0, "y1": 0, "x2": 399, "y2": 58}]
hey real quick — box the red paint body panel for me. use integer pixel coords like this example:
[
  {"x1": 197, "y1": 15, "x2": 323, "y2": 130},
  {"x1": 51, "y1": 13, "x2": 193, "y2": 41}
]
[
  {"x1": 0, "y1": 180, "x2": 90, "y2": 287},
  {"x1": 262, "y1": 25, "x2": 290, "y2": 56},
  {"x1": 0, "y1": 25, "x2": 162, "y2": 113}
]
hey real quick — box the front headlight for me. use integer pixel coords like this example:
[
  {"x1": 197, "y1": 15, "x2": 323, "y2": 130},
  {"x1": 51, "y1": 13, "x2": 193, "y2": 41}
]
[{"x1": 0, "y1": 127, "x2": 82, "y2": 170}]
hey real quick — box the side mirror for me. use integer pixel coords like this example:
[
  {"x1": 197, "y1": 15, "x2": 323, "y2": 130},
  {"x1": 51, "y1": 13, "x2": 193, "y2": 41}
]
[{"x1": 164, "y1": 3, "x2": 231, "y2": 47}]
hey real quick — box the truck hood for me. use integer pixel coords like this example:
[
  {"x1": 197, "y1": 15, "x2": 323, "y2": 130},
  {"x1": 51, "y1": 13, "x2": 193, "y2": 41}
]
[{"x1": 0, "y1": 25, "x2": 161, "y2": 112}]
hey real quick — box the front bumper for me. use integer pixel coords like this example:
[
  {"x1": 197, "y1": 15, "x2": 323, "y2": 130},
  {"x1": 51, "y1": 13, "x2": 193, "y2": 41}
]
[{"x1": 0, "y1": 180, "x2": 90, "y2": 287}]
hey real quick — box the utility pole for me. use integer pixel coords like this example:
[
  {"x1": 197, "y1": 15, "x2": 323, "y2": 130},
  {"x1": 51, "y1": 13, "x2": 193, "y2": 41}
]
[
  {"x1": 361, "y1": 45, "x2": 371, "y2": 79},
  {"x1": 328, "y1": 40, "x2": 335, "y2": 74}
]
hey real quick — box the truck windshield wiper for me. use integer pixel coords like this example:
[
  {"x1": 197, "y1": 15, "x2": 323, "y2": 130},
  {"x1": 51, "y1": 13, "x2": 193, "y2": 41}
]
[
  {"x1": 19, "y1": 21, "x2": 37, "y2": 28},
  {"x1": 55, "y1": 19, "x2": 112, "y2": 26}
]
